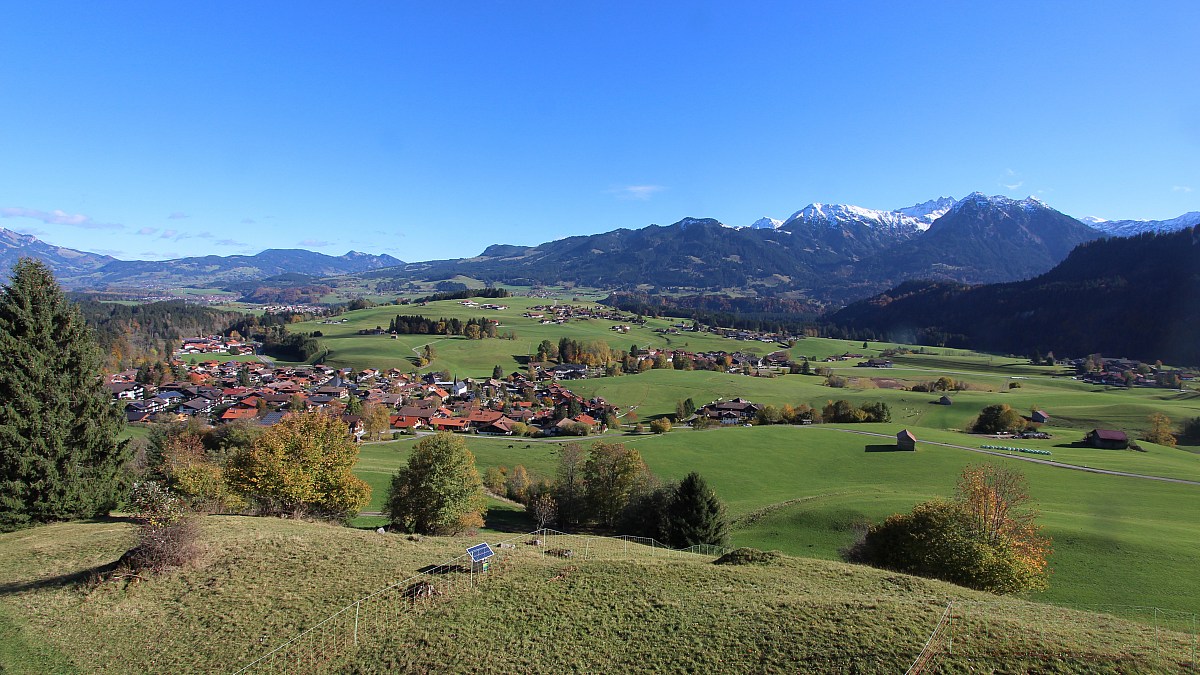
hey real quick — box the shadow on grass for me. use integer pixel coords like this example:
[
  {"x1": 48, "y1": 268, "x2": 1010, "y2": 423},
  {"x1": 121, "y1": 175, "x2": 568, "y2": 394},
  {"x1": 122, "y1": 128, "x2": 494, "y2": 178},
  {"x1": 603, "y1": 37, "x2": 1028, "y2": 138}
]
[
  {"x1": 865, "y1": 444, "x2": 908, "y2": 453},
  {"x1": 0, "y1": 560, "x2": 122, "y2": 597},
  {"x1": 485, "y1": 505, "x2": 534, "y2": 533}
]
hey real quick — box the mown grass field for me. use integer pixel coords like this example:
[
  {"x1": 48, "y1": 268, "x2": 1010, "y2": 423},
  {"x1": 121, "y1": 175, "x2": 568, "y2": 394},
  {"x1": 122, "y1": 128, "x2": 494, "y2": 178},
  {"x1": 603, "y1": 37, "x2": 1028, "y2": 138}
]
[
  {"x1": 351, "y1": 424, "x2": 1200, "y2": 615},
  {"x1": 1, "y1": 516, "x2": 1193, "y2": 673}
]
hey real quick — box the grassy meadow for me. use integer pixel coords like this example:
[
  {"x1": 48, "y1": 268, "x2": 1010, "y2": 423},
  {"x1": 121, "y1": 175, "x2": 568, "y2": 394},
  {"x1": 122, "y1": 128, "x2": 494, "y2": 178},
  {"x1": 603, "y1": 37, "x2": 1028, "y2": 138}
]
[{"x1": 2, "y1": 516, "x2": 1193, "y2": 674}]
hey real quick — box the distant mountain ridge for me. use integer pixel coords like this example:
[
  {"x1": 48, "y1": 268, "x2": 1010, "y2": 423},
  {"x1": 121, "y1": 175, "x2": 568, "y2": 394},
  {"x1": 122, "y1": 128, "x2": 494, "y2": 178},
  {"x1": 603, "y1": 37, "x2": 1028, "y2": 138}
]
[
  {"x1": 373, "y1": 192, "x2": 1107, "y2": 303},
  {"x1": 0, "y1": 229, "x2": 404, "y2": 288},
  {"x1": 6, "y1": 193, "x2": 1197, "y2": 303},
  {"x1": 1083, "y1": 212, "x2": 1200, "y2": 238}
]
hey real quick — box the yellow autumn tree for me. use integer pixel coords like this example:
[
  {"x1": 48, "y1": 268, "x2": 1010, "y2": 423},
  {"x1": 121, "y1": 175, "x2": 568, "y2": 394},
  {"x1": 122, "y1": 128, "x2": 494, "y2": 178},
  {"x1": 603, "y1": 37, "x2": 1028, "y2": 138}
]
[
  {"x1": 226, "y1": 411, "x2": 371, "y2": 521},
  {"x1": 849, "y1": 464, "x2": 1051, "y2": 594}
]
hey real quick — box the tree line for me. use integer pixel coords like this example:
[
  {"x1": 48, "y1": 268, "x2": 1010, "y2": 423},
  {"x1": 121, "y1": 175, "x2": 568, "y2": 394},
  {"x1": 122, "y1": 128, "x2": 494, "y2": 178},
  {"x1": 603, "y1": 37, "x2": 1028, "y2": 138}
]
[{"x1": 387, "y1": 314, "x2": 499, "y2": 339}]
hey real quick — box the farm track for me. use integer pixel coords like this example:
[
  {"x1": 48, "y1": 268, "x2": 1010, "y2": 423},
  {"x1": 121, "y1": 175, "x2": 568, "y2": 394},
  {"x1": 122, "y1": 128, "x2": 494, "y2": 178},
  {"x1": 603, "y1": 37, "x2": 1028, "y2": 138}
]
[{"x1": 831, "y1": 428, "x2": 1200, "y2": 486}]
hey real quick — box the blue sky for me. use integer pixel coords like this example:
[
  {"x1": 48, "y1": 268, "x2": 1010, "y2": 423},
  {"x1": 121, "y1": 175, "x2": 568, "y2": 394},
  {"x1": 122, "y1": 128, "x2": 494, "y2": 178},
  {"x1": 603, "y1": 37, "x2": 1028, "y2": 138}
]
[{"x1": 1, "y1": 2, "x2": 1196, "y2": 262}]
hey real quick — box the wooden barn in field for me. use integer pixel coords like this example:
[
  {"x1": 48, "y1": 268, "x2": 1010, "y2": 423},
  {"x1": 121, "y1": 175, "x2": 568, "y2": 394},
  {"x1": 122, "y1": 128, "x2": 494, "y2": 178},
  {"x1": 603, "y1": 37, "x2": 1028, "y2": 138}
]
[
  {"x1": 1032, "y1": 410, "x2": 1051, "y2": 424},
  {"x1": 1087, "y1": 429, "x2": 1129, "y2": 450},
  {"x1": 897, "y1": 429, "x2": 917, "y2": 451}
]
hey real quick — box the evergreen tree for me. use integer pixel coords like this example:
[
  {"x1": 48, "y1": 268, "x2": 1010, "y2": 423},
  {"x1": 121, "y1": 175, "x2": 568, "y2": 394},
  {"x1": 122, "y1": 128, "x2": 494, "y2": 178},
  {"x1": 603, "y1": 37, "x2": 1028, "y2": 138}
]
[
  {"x1": 0, "y1": 258, "x2": 131, "y2": 530},
  {"x1": 666, "y1": 472, "x2": 729, "y2": 548}
]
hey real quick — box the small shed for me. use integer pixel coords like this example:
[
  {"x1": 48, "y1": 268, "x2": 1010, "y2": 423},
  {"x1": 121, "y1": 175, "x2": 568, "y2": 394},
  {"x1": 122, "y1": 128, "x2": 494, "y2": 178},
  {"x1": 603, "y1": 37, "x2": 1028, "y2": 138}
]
[
  {"x1": 1032, "y1": 410, "x2": 1050, "y2": 424},
  {"x1": 938, "y1": 395, "x2": 953, "y2": 406},
  {"x1": 897, "y1": 429, "x2": 917, "y2": 451},
  {"x1": 1087, "y1": 429, "x2": 1129, "y2": 450}
]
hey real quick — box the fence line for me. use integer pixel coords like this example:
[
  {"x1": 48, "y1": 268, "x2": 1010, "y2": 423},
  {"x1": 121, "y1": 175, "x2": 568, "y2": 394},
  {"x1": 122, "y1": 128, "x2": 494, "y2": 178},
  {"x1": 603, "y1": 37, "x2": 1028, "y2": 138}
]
[{"x1": 233, "y1": 529, "x2": 730, "y2": 673}]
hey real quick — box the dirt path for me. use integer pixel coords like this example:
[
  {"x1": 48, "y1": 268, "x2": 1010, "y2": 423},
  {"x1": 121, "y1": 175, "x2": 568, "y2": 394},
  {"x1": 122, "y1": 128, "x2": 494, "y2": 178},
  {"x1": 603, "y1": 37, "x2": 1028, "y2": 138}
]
[{"x1": 831, "y1": 428, "x2": 1200, "y2": 486}]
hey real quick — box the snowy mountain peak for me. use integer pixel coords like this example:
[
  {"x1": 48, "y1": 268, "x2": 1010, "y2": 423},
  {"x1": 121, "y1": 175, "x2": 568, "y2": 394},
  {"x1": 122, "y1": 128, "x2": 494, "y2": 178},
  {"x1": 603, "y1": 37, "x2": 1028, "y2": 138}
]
[
  {"x1": 1085, "y1": 212, "x2": 1200, "y2": 238},
  {"x1": 749, "y1": 216, "x2": 783, "y2": 230},
  {"x1": 950, "y1": 193, "x2": 1049, "y2": 215},
  {"x1": 895, "y1": 196, "x2": 956, "y2": 225},
  {"x1": 781, "y1": 202, "x2": 927, "y2": 234}
]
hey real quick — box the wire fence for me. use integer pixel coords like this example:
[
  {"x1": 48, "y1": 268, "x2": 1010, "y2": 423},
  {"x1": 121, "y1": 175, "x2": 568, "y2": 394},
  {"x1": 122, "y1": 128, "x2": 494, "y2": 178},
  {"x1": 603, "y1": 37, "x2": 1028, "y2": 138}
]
[
  {"x1": 233, "y1": 529, "x2": 729, "y2": 674},
  {"x1": 907, "y1": 600, "x2": 1199, "y2": 673}
]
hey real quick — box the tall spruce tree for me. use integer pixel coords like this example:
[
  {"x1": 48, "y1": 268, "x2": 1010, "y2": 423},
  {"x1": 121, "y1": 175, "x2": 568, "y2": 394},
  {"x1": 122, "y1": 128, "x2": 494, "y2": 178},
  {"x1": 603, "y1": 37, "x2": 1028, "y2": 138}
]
[
  {"x1": 666, "y1": 472, "x2": 729, "y2": 548},
  {"x1": 0, "y1": 258, "x2": 130, "y2": 530}
]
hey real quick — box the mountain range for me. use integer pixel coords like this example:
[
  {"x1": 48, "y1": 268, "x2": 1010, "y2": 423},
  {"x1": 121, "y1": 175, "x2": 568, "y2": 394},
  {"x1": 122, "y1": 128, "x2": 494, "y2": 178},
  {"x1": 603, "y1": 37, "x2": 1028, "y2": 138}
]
[
  {"x1": 4, "y1": 193, "x2": 1197, "y2": 305},
  {"x1": 0, "y1": 233, "x2": 403, "y2": 289}
]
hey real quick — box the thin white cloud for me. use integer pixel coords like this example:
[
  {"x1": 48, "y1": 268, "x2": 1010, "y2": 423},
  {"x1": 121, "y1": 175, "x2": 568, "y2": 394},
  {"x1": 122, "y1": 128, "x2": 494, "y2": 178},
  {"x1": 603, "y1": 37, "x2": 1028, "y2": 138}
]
[
  {"x1": 1173, "y1": 185, "x2": 1193, "y2": 193},
  {"x1": 299, "y1": 239, "x2": 332, "y2": 247},
  {"x1": 0, "y1": 207, "x2": 122, "y2": 230},
  {"x1": 215, "y1": 238, "x2": 245, "y2": 247},
  {"x1": 136, "y1": 227, "x2": 158, "y2": 235},
  {"x1": 13, "y1": 227, "x2": 48, "y2": 237},
  {"x1": 241, "y1": 218, "x2": 257, "y2": 224},
  {"x1": 1004, "y1": 181, "x2": 1024, "y2": 190},
  {"x1": 609, "y1": 185, "x2": 666, "y2": 201},
  {"x1": 168, "y1": 212, "x2": 189, "y2": 219},
  {"x1": 159, "y1": 229, "x2": 178, "y2": 239}
]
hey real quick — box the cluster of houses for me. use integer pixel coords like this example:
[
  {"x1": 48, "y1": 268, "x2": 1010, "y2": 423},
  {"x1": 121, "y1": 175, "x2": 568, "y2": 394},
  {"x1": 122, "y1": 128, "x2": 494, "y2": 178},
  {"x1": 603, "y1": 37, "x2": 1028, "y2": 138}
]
[
  {"x1": 459, "y1": 300, "x2": 508, "y2": 310},
  {"x1": 1068, "y1": 356, "x2": 1196, "y2": 388},
  {"x1": 522, "y1": 303, "x2": 640, "y2": 326},
  {"x1": 109, "y1": 358, "x2": 621, "y2": 440},
  {"x1": 176, "y1": 335, "x2": 255, "y2": 356}
]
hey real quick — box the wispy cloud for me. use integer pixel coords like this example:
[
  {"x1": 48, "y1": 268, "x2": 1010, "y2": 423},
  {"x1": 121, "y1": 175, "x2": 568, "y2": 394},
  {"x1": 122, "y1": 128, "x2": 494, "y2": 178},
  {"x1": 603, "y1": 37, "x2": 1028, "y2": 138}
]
[
  {"x1": 1004, "y1": 181, "x2": 1024, "y2": 190},
  {"x1": 0, "y1": 207, "x2": 123, "y2": 230},
  {"x1": 159, "y1": 229, "x2": 178, "y2": 239},
  {"x1": 609, "y1": 185, "x2": 666, "y2": 201},
  {"x1": 90, "y1": 248, "x2": 126, "y2": 257},
  {"x1": 299, "y1": 239, "x2": 332, "y2": 247},
  {"x1": 215, "y1": 238, "x2": 245, "y2": 247},
  {"x1": 13, "y1": 227, "x2": 48, "y2": 237},
  {"x1": 168, "y1": 212, "x2": 189, "y2": 220},
  {"x1": 136, "y1": 227, "x2": 158, "y2": 235},
  {"x1": 241, "y1": 218, "x2": 257, "y2": 224},
  {"x1": 1173, "y1": 185, "x2": 1194, "y2": 193}
]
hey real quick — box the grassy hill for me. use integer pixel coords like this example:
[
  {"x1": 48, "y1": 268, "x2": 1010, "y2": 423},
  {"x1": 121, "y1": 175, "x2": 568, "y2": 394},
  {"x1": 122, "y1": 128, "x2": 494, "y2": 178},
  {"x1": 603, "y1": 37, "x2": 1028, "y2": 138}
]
[{"x1": 1, "y1": 516, "x2": 1193, "y2": 673}]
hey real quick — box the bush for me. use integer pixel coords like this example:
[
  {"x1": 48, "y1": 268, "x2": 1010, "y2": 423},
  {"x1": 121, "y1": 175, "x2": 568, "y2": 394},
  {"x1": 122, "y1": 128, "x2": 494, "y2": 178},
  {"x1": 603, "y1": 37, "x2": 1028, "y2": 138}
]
[
  {"x1": 121, "y1": 482, "x2": 201, "y2": 576},
  {"x1": 714, "y1": 547, "x2": 781, "y2": 566},
  {"x1": 649, "y1": 418, "x2": 672, "y2": 434},
  {"x1": 847, "y1": 466, "x2": 1050, "y2": 594}
]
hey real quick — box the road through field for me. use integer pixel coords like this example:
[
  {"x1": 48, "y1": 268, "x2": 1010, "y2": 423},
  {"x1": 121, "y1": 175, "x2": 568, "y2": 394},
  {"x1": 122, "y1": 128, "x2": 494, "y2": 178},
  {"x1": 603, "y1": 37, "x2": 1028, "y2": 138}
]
[{"x1": 832, "y1": 428, "x2": 1200, "y2": 486}]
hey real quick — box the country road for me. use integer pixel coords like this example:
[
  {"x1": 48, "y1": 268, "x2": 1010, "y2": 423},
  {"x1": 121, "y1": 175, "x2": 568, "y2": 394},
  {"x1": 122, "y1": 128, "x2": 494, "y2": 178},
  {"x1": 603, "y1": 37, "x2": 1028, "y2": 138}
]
[{"x1": 831, "y1": 428, "x2": 1200, "y2": 486}]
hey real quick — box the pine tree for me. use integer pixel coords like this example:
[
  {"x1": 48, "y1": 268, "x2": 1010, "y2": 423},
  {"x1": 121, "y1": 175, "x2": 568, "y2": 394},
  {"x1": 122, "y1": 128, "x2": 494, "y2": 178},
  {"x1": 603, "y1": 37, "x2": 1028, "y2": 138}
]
[
  {"x1": 0, "y1": 258, "x2": 131, "y2": 530},
  {"x1": 666, "y1": 472, "x2": 729, "y2": 548}
]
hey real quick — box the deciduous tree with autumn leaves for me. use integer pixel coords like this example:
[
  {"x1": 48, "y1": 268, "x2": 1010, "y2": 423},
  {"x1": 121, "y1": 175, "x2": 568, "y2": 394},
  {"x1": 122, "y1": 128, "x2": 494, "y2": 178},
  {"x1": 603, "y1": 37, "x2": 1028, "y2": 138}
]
[{"x1": 846, "y1": 464, "x2": 1051, "y2": 594}]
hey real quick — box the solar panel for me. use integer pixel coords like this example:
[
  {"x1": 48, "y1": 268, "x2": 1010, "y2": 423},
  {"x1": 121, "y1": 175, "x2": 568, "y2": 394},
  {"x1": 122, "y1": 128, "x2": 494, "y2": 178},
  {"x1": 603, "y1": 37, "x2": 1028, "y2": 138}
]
[{"x1": 467, "y1": 542, "x2": 495, "y2": 562}]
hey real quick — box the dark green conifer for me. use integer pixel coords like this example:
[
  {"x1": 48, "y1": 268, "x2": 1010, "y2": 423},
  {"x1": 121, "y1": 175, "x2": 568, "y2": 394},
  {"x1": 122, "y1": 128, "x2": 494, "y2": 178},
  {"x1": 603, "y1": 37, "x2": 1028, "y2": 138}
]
[
  {"x1": 0, "y1": 258, "x2": 130, "y2": 530},
  {"x1": 667, "y1": 471, "x2": 729, "y2": 548}
]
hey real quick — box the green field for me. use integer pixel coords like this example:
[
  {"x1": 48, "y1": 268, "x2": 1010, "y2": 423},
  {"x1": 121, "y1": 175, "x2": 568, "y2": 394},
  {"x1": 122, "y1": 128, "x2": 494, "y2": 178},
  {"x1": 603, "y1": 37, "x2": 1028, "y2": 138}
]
[
  {"x1": 350, "y1": 424, "x2": 1200, "y2": 615},
  {"x1": 178, "y1": 352, "x2": 263, "y2": 365}
]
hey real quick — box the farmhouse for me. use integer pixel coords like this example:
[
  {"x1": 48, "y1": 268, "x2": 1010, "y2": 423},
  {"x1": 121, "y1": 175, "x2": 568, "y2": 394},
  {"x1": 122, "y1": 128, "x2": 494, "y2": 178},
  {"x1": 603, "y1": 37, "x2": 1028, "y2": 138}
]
[{"x1": 1086, "y1": 429, "x2": 1129, "y2": 450}]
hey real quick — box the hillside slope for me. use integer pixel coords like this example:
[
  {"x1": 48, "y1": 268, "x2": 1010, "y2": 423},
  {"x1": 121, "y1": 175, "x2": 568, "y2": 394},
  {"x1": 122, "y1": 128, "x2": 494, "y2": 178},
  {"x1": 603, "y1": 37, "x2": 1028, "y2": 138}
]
[
  {"x1": 0, "y1": 517, "x2": 1193, "y2": 673},
  {"x1": 832, "y1": 226, "x2": 1200, "y2": 364}
]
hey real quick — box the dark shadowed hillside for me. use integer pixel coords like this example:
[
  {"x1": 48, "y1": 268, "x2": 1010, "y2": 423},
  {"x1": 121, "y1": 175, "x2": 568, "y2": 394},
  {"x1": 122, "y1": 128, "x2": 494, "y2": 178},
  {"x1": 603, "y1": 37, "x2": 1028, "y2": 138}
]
[{"x1": 831, "y1": 226, "x2": 1200, "y2": 365}]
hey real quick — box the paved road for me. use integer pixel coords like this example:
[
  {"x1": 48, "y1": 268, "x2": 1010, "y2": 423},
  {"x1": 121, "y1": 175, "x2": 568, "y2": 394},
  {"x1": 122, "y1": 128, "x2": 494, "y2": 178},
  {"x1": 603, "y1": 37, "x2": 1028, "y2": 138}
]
[{"x1": 832, "y1": 428, "x2": 1200, "y2": 487}]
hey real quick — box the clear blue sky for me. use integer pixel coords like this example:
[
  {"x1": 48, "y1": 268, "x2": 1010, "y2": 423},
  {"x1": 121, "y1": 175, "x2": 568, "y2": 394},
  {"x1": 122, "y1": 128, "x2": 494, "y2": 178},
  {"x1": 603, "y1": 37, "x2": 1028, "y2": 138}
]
[{"x1": 1, "y1": 2, "x2": 1197, "y2": 262}]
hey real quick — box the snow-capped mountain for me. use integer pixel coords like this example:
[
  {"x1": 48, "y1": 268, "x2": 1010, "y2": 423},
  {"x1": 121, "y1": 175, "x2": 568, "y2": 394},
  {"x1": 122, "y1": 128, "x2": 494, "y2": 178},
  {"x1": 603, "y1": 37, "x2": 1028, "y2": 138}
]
[
  {"x1": 1082, "y1": 212, "x2": 1200, "y2": 238},
  {"x1": 895, "y1": 196, "x2": 956, "y2": 225},
  {"x1": 780, "y1": 203, "x2": 927, "y2": 235},
  {"x1": 748, "y1": 216, "x2": 783, "y2": 229}
]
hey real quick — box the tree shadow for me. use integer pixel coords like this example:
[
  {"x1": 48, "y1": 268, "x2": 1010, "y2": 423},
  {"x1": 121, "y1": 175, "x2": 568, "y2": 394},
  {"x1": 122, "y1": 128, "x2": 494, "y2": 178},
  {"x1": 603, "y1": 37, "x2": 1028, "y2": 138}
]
[
  {"x1": 484, "y1": 505, "x2": 534, "y2": 533},
  {"x1": 0, "y1": 560, "x2": 123, "y2": 597}
]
